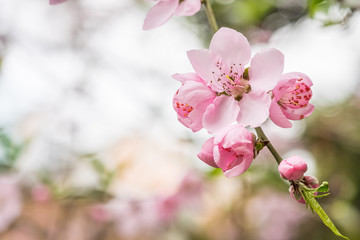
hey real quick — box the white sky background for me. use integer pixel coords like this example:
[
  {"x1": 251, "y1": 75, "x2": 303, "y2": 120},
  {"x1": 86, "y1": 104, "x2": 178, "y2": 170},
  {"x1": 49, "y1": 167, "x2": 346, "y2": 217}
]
[{"x1": 0, "y1": 0, "x2": 359, "y2": 178}]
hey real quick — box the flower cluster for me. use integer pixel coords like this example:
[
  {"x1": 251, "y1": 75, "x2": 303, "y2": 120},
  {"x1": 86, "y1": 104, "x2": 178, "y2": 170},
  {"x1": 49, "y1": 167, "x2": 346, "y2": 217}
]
[{"x1": 173, "y1": 27, "x2": 314, "y2": 177}]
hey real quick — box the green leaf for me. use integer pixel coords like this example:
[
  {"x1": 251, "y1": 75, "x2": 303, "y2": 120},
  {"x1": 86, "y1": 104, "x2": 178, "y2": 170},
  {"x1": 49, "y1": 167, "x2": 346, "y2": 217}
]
[
  {"x1": 316, "y1": 181, "x2": 329, "y2": 193},
  {"x1": 91, "y1": 158, "x2": 106, "y2": 174},
  {"x1": 314, "y1": 193, "x2": 330, "y2": 199},
  {"x1": 301, "y1": 189, "x2": 349, "y2": 239},
  {"x1": 308, "y1": 0, "x2": 331, "y2": 17},
  {"x1": 206, "y1": 167, "x2": 222, "y2": 179}
]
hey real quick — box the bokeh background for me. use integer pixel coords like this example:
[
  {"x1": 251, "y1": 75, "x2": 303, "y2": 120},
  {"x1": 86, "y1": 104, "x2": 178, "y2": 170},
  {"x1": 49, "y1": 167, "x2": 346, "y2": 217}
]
[{"x1": 0, "y1": 0, "x2": 359, "y2": 239}]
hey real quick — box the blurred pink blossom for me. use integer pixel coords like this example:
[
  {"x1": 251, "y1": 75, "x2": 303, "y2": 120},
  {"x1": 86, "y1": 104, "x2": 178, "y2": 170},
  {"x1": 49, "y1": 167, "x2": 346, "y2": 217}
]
[
  {"x1": 31, "y1": 185, "x2": 51, "y2": 203},
  {"x1": 270, "y1": 72, "x2": 314, "y2": 128},
  {"x1": 246, "y1": 191, "x2": 307, "y2": 240},
  {"x1": 0, "y1": 176, "x2": 22, "y2": 233},
  {"x1": 94, "y1": 172, "x2": 203, "y2": 237},
  {"x1": 143, "y1": 0, "x2": 201, "y2": 30},
  {"x1": 89, "y1": 203, "x2": 110, "y2": 223},
  {"x1": 49, "y1": 0, "x2": 67, "y2": 5}
]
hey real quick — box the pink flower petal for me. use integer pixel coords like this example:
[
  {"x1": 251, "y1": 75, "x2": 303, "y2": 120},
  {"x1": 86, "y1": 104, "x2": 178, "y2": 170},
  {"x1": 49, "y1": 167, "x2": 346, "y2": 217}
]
[
  {"x1": 249, "y1": 48, "x2": 284, "y2": 92},
  {"x1": 223, "y1": 155, "x2": 253, "y2": 178},
  {"x1": 187, "y1": 49, "x2": 221, "y2": 89},
  {"x1": 269, "y1": 99, "x2": 292, "y2": 128},
  {"x1": 49, "y1": 0, "x2": 67, "y2": 5},
  {"x1": 220, "y1": 126, "x2": 253, "y2": 149},
  {"x1": 213, "y1": 146, "x2": 253, "y2": 178},
  {"x1": 281, "y1": 72, "x2": 313, "y2": 87},
  {"x1": 283, "y1": 103, "x2": 315, "y2": 120},
  {"x1": 174, "y1": 0, "x2": 201, "y2": 16},
  {"x1": 172, "y1": 73, "x2": 203, "y2": 84},
  {"x1": 213, "y1": 124, "x2": 239, "y2": 145},
  {"x1": 203, "y1": 95, "x2": 240, "y2": 134},
  {"x1": 209, "y1": 27, "x2": 251, "y2": 67},
  {"x1": 272, "y1": 78, "x2": 296, "y2": 101},
  {"x1": 236, "y1": 90, "x2": 271, "y2": 128},
  {"x1": 143, "y1": 0, "x2": 179, "y2": 31},
  {"x1": 197, "y1": 137, "x2": 218, "y2": 168},
  {"x1": 174, "y1": 80, "x2": 216, "y2": 132}
]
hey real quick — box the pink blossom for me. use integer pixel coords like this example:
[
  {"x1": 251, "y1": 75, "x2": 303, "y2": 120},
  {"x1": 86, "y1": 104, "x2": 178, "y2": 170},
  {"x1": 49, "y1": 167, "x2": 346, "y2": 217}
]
[
  {"x1": 246, "y1": 191, "x2": 307, "y2": 240},
  {"x1": 89, "y1": 204, "x2": 110, "y2": 223},
  {"x1": 198, "y1": 125, "x2": 255, "y2": 177},
  {"x1": 187, "y1": 27, "x2": 284, "y2": 132},
  {"x1": 278, "y1": 156, "x2": 308, "y2": 180},
  {"x1": 31, "y1": 185, "x2": 51, "y2": 203},
  {"x1": 0, "y1": 176, "x2": 22, "y2": 233},
  {"x1": 173, "y1": 73, "x2": 216, "y2": 132},
  {"x1": 49, "y1": 0, "x2": 67, "y2": 5},
  {"x1": 290, "y1": 176, "x2": 319, "y2": 204},
  {"x1": 143, "y1": 0, "x2": 201, "y2": 30},
  {"x1": 175, "y1": 172, "x2": 204, "y2": 206},
  {"x1": 269, "y1": 72, "x2": 314, "y2": 128}
]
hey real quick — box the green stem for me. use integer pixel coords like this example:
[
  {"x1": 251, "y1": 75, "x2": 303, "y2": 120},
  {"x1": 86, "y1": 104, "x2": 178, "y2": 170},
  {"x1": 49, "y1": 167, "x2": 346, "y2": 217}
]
[
  {"x1": 203, "y1": 0, "x2": 219, "y2": 33},
  {"x1": 255, "y1": 127, "x2": 283, "y2": 165}
]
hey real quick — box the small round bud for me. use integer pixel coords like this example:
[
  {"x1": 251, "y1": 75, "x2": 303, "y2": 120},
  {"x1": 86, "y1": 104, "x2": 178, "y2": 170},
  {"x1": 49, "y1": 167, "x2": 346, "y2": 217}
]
[{"x1": 278, "y1": 156, "x2": 308, "y2": 180}]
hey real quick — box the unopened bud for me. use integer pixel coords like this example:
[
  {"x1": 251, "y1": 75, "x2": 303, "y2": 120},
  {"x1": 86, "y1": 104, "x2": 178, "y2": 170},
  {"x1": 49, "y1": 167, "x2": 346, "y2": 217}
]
[{"x1": 278, "y1": 156, "x2": 308, "y2": 180}]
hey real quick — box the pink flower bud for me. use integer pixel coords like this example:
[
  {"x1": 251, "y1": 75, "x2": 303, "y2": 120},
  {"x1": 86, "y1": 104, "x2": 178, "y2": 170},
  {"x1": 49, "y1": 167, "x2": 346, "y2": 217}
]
[
  {"x1": 278, "y1": 156, "x2": 308, "y2": 180},
  {"x1": 290, "y1": 175, "x2": 319, "y2": 204},
  {"x1": 198, "y1": 125, "x2": 255, "y2": 178},
  {"x1": 269, "y1": 72, "x2": 314, "y2": 128}
]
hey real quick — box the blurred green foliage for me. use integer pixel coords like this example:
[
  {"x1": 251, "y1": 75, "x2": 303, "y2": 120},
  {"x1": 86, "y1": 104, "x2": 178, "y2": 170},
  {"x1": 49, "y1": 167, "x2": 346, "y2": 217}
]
[
  {"x1": 192, "y1": 0, "x2": 359, "y2": 42},
  {"x1": 0, "y1": 130, "x2": 26, "y2": 171}
]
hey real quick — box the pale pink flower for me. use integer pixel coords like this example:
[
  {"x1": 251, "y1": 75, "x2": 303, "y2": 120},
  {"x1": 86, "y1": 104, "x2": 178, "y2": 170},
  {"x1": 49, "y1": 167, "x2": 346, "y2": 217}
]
[
  {"x1": 0, "y1": 176, "x2": 22, "y2": 233},
  {"x1": 173, "y1": 73, "x2": 216, "y2": 132},
  {"x1": 246, "y1": 191, "x2": 307, "y2": 240},
  {"x1": 49, "y1": 0, "x2": 67, "y2": 5},
  {"x1": 175, "y1": 172, "x2": 203, "y2": 206},
  {"x1": 31, "y1": 185, "x2": 51, "y2": 203},
  {"x1": 198, "y1": 125, "x2": 255, "y2": 177},
  {"x1": 278, "y1": 156, "x2": 308, "y2": 180},
  {"x1": 187, "y1": 27, "x2": 284, "y2": 133},
  {"x1": 290, "y1": 176, "x2": 319, "y2": 204},
  {"x1": 89, "y1": 203, "x2": 110, "y2": 223},
  {"x1": 270, "y1": 72, "x2": 314, "y2": 128},
  {"x1": 143, "y1": 0, "x2": 201, "y2": 30},
  {"x1": 106, "y1": 199, "x2": 161, "y2": 237}
]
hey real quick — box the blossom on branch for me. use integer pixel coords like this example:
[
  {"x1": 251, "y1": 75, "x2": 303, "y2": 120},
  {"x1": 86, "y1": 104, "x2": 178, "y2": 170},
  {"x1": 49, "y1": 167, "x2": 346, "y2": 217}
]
[
  {"x1": 270, "y1": 72, "x2": 314, "y2": 128},
  {"x1": 198, "y1": 125, "x2": 255, "y2": 177}
]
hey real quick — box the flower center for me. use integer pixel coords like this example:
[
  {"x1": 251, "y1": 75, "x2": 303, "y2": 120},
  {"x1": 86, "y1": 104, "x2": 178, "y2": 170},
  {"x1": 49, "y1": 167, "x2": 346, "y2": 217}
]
[
  {"x1": 279, "y1": 78, "x2": 312, "y2": 109},
  {"x1": 175, "y1": 101, "x2": 194, "y2": 118},
  {"x1": 223, "y1": 147, "x2": 244, "y2": 170}
]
